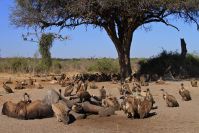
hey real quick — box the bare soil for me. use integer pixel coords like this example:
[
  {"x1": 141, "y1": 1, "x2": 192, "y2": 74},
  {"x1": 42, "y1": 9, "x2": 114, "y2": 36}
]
[{"x1": 0, "y1": 73, "x2": 199, "y2": 133}]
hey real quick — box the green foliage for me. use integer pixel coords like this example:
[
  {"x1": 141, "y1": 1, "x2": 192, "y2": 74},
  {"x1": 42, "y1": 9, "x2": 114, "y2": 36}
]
[
  {"x1": 0, "y1": 58, "x2": 119, "y2": 74},
  {"x1": 0, "y1": 58, "x2": 31, "y2": 73},
  {"x1": 51, "y1": 60, "x2": 62, "y2": 74},
  {"x1": 138, "y1": 50, "x2": 199, "y2": 78},
  {"x1": 39, "y1": 33, "x2": 54, "y2": 71},
  {"x1": 87, "y1": 58, "x2": 119, "y2": 74},
  {"x1": 11, "y1": 58, "x2": 29, "y2": 73},
  {"x1": 34, "y1": 62, "x2": 46, "y2": 73}
]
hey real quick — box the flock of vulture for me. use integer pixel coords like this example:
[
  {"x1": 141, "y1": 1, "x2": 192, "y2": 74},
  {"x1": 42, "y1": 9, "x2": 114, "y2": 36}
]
[{"x1": 1, "y1": 73, "x2": 198, "y2": 125}]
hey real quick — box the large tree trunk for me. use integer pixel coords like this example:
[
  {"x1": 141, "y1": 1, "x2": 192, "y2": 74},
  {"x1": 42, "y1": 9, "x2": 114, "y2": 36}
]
[
  {"x1": 117, "y1": 44, "x2": 132, "y2": 81},
  {"x1": 104, "y1": 25, "x2": 134, "y2": 81}
]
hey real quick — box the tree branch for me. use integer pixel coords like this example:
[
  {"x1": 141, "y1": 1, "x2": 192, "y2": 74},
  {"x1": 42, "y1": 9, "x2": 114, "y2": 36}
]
[{"x1": 143, "y1": 17, "x2": 179, "y2": 31}]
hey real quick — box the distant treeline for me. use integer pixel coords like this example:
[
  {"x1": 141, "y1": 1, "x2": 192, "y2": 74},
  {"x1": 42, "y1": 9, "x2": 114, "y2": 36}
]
[{"x1": 0, "y1": 57, "x2": 141, "y2": 74}]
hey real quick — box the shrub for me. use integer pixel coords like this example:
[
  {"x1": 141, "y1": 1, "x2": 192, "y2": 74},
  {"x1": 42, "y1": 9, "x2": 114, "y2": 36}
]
[
  {"x1": 52, "y1": 61, "x2": 62, "y2": 74},
  {"x1": 34, "y1": 61, "x2": 46, "y2": 74},
  {"x1": 87, "y1": 58, "x2": 119, "y2": 74},
  {"x1": 10, "y1": 58, "x2": 29, "y2": 73},
  {"x1": 138, "y1": 50, "x2": 199, "y2": 78}
]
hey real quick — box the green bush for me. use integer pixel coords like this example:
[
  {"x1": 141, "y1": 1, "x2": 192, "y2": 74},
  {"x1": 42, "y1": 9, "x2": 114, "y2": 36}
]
[
  {"x1": 10, "y1": 58, "x2": 29, "y2": 73},
  {"x1": 34, "y1": 61, "x2": 46, "y2": 73},
  {"x1": 87, "y1": 58, "x2": 119, "y2": 74},
  {"x1": 52, "y1": 61, "x2": 62, "y2": 74},
  {"x1": 138, "y1": 50, "x2": 199, "y2": 78}
]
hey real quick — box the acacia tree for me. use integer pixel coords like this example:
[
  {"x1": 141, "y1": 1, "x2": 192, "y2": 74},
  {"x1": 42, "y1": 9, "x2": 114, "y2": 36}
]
[{"x1": 11, "y1": 0, "x2": 199, "y2": 80}]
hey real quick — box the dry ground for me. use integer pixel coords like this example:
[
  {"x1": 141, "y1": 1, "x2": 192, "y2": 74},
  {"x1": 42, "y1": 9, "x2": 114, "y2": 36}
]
[{"x1": 0, "y1": 73, "x2": 199, "y2": 133}]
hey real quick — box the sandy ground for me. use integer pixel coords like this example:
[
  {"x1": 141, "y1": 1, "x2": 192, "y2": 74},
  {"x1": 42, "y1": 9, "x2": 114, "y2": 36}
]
[{"x1": 0, "y1": 73, "x2": 199, "y2": 133}]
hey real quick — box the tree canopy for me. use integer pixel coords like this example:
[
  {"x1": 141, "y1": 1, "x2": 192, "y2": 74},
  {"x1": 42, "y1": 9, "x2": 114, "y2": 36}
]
[{"x1": 12, "y1": 0, "x2": 199, "y2": 30}]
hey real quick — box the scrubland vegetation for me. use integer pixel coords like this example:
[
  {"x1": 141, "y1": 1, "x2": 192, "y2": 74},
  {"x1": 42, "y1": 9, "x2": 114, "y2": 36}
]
[
  {"x1": 1, "y1": 50, "x2": 199, "y2": 78},
  {"x1": 0, "y1": 57, "x2": 141, "y2": 74}
]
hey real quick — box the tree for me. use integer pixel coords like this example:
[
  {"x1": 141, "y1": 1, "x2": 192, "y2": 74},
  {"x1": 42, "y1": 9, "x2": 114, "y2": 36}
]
[
  {"x1": 11, "y1": 0, "x2": 199, "y2": 80},
  {"x1": 22, "y1": 31, "x2": 67, "y2": 73},
  {"x1": 39, "y1": 33, "x2": 54, "y2": 71},
  {"x1": 22, "y1": 32, "x2": 54, "y2": 72}
]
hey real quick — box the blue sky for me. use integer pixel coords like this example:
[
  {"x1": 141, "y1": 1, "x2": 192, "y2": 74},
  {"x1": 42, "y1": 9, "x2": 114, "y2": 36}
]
[{"x1": 0, "y1": 1, "x2": 199, "y2": 58}]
